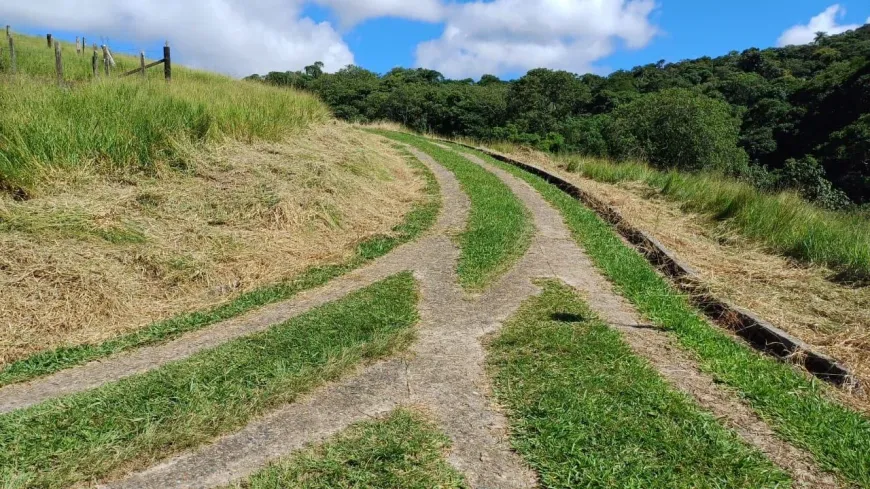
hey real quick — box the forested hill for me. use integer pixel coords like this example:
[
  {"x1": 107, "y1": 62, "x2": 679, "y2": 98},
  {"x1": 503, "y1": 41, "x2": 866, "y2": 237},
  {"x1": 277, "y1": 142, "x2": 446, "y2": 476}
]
[{"x1": 248, "y1": 25, "x2": 870, "y2": 207}]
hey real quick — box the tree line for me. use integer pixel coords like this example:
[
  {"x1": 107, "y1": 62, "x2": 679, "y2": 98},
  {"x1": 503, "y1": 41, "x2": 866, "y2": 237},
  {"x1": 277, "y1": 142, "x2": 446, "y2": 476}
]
[{"x1": 246, "y1": 26, "x2": 870, "y2": 209}]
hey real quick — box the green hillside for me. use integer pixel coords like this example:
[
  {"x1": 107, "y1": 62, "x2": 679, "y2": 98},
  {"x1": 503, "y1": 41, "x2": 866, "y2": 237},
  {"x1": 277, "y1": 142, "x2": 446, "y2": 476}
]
[{"x1": 1, "y1": 31, "x2": 330, "y2": 198}]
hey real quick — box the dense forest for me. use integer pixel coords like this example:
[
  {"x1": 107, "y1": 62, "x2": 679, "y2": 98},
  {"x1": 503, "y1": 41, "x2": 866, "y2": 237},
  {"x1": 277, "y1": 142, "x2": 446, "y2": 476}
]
[{"x1": 247, "y1": 25, "x2": 870, "y2": 208}]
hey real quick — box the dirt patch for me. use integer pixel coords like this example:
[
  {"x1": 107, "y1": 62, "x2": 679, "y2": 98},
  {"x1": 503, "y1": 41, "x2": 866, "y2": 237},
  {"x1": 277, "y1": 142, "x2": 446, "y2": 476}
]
[{"x1": 0, "y1": 123, "x2": 422, "y2": 366}]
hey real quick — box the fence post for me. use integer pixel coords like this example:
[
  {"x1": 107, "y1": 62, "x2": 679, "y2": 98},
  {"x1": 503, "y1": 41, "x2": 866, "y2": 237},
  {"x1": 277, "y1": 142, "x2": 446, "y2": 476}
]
[
  {"x1": 8, "y1": 35, "x2": 15, "y2": 74},
  {"x1": 92, "y1": 49, "x2": 98, "y2": 77},
  {"x1": 75, "y1": 37, "x2": 81, "y2": 55},
  {"x1": 163, "y1": 41, "x2": 171, "y2": 82},
  {"x1": 140, "y1": 51, "x2": 146, "y2": 78},
  {"x1": 54, "y1": 40, "x2": 63, "y2": 85},
  {"x1": 81, "y1": 37, "x2": 85, "y2": 55},
  {"x1": 46, "y1": 33, "x2": 52, "y2": 48},
  {"x1": 102, "y1": 45, "x2": 109, "y2": 76},
  {"x1": 5, "y1": 25, "x2": 9, "y2": 39}
]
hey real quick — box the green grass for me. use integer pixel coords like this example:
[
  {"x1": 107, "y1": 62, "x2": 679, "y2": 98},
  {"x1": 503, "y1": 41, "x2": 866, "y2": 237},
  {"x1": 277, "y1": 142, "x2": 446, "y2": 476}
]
[
  {"x1": 0, "y1": 153, "x2": 440, "y2": 387},
  {"x1": 226, "y1": 409, "x2": 467, "y2": 489},
  {"x1": 1, "y1": 32, "x2": 330, "y2": 196},
  {"x1": 560, "y1": 155, "x2": 870, "y2": 281},
  {"x1": 459, "y1": 144, "x2": 870, "y2": 487},
  {"x1": 373, "y1": 130, "x2": 533, "y2": 290},
  {"x1": 488, "y1": 281, "x2": 790, "y2": 488},
  {"x1": 0, "y1": 273, "x2": 419, "y2": 489}
]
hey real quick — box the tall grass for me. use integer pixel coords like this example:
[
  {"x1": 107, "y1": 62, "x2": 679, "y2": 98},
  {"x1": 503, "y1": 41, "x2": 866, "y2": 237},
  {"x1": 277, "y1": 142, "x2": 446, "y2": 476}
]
[
  {"x1": 562, "y1": 156, "x2": 870, "y2": 280},
  {"x1": 0, "y1": 32, "x2": 331, "y2": 196}
]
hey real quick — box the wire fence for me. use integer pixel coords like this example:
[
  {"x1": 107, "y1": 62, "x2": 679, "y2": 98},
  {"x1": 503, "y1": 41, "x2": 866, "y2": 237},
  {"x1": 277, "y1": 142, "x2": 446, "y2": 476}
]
[{"x1": 3, "y1": 25, "x2": 171, "y2": 85}]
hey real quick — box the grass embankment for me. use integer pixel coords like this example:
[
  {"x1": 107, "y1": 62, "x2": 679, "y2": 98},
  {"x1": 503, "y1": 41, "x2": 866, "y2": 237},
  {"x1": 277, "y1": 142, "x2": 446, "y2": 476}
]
[
  {"x1": 226, "y1": 410, "x2": 466, "y2": 489},
  {"x1": 0, "y1": 273, "x2": 419, "y2": 489},
  {"x1": 489, "y1": 281, "x2": 789, "y2": 488},
  {"x1": 458, "y1": 145, "x2": 870, "y2": 487},
  {"x1": 0, "y1": 145, "x2": 440, "y2": 387},
  {"x1": 373, "y1": 130, "x2": 532, "y2": 290},
  {"x1": 485, "y1": 141, "x2": 870, "y2": 281},
  {"x1": 1, "y1": 32, "x2": 329, "y2": 196}
]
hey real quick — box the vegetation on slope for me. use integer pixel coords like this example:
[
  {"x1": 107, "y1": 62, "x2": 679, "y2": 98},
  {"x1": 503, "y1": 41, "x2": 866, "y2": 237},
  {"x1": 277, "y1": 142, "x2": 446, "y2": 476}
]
[
  {"x1": 485, "y1": 143, "x2": 870, "y2": 383},
  {"x1": 464, "y1": 145, "x2": 870, "y2": 487},
  {"x1": 0, "y1": 273, "x2": 419, "y2": 489},
  {"x1": 227, "y1": 409, "x2": 466, "y2": 489},
  {"x1": 0, "y1": 142, "x2": 440, "y2": 386},
  {"x1": 489, "y1": 281, "x2": 789, "y2": 488},
  {"x1": 485, "y1": 142, "x2": 870, "y2": 281},
  {"x1": 250, "y1": 25, "x2": 870, "y2": 208},
  {"x1": 1, "y1": 32, "x2": 437, "y2": 380},
  {"x1": 1, "y1": 32, "x2": 329, "y2": 197}
]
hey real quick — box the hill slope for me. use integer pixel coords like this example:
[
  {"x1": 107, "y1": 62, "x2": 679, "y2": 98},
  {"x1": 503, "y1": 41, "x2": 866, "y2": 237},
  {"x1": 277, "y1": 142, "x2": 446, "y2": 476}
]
[{"x1": 0, "y1": 32, "x2": 425, "y2": 365}]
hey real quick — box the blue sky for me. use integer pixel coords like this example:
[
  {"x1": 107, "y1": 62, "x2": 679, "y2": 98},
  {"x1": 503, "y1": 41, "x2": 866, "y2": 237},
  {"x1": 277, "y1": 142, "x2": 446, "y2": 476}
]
[
  {"x1": 310, "y1": 0, "x2": 870, "y2": 77},
  {"x1": 5, "y1": 1, "x2": 870, "y2": 79}
]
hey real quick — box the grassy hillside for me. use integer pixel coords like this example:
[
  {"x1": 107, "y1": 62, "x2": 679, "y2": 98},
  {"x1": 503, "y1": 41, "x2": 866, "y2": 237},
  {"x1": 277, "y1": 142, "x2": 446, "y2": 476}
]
[
  {"x1": 464, "y1": 138, "x2": 870, "y2": 281},
  {"x1": 1, "y1": 31, "x2": 330, "y2": 197},
  {"x1": 0, "y1": 31, "x2": 428, "y2": 369}
]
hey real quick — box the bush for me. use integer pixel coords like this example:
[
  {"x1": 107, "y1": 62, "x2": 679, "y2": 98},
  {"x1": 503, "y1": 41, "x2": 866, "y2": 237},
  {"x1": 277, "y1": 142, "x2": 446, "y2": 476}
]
[
  {"x1": 774, "y1": 156, "x2": 851, "y2": 209},
  {"x1": 558, "y1": 115, "x2": 609, "y2": 157},
  {"x1": 605, "y1": 89, "x2": 749, "y2": 175},
  {"x1": 816, "y1": 114, "x2": 870, "y2": 204}
]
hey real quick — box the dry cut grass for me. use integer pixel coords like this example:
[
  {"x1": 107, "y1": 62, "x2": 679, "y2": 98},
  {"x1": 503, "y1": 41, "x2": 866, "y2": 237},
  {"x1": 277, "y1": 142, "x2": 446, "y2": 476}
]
[
  {"x1": 487, "y1": 144, "x2": 870, "y2": 394},
  {"x1": 0, "y1": 124, "x2": 423, "y2": 366}
]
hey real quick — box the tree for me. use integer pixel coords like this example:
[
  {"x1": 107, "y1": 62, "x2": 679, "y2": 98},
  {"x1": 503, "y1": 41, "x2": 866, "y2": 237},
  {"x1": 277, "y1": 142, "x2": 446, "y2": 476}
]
[
  {"x1": 478, "y1": 74, "x2": 502, "y2": 86},
  {"x1": 775, "y1": 155, "x2": 851, "y2": 209},
  {"x1": 305, "y1": 61, "x2": 325, "y2": 79},
  {"x1": 606, "y1": 89, "x2": 749, "y2": 174},
  {"x1": 241, "y1": 24, "x2": 870, "y2": 202},
  {"x1": 507, "y1": 69, "x2": 591, "y2": 135}
]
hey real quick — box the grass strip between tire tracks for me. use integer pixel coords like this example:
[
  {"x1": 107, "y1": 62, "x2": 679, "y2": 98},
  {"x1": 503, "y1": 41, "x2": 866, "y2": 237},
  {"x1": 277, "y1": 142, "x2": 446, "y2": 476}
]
[
  {"x1": 0, "y1": 148, "x2": 440, "y2": 388},
  {"x1": 0, "y1": 273, "x2": 420, "y2": 489},
  {"x1": 373, "y1": 130, "x2": 533, "y2": 290},
  {"x1": 488, "y1": 280, "x2": 790, "y2": 488},
  {"x1": 224, "y1": 409, "x2": 467, "y2": 489},
  {"x1": 459, "y1": 144, "x2": 870, "y2": 487}
]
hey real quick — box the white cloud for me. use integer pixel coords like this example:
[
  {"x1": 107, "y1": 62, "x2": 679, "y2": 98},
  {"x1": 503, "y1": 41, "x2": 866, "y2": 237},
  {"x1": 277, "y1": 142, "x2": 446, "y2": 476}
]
[
  {"x1": 313, "y1": 0, "x2": 444, "y2": 27},
  {"x1": 0, "y1": 0, "x2": 663, "y2": 79},
  {"x1": 415, "y1": 0, "x2": 659, "y2": 79},
  {"x1": 0, "y1": 0, "x2": 354, "y2": 76},
  {"x1": 777, "y1": 4, "x2": 861, "y2": 47}
]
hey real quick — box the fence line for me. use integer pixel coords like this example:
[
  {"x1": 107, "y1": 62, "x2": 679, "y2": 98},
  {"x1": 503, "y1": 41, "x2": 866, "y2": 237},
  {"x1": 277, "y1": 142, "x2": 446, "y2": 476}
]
[
  {"x1": 2, "y1": 26, "x2": 172, "y2": 84},
  {"x1": 6, "y1": 26, "x2": 15, "y2": 74}
]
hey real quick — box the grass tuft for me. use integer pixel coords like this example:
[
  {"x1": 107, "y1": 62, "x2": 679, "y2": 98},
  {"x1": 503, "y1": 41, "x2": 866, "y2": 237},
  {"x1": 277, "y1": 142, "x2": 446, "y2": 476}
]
[
  {"x1": 561, "y1": 155, "x2": 870, "y2": 281},
  {"x1": 0, "y1": 273, "x2": 420, "y2": 489},
  {"x1": 227, "y1": 409, "x2": 467, "y2": 489},
  {"x1": 489, "y1": 280, "x2": 790, "y2": 488}
]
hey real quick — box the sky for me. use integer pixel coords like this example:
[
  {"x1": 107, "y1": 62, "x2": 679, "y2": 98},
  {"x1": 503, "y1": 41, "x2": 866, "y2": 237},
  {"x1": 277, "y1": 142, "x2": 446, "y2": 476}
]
[{"x1": 2, "y1": 1, "x2": 869, "y2": 80}]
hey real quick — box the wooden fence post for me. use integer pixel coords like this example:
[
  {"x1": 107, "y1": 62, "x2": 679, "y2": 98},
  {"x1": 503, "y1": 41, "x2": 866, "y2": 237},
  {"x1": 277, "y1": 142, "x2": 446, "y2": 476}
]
[
  {"x1": 46, "y1": 33, "x2": 52, "y2": 48},
  {"x1": 5, "y1": 25, "x2": 9, "y2": 39},
  {"x1": 54, "y1": 40, "x2": 64, "y2": 86},
  {"x1": 92, "y1": 49, "x2": 98, "y2": 77},
  {"x1": 75, "y1": 37, "x2": 81, "y2": 55},
  {"x1": 81, "y1": 37, "x2": 86, "y2": 55},
  {"x1": 102, "y1": 45, "x2": 109, "y2": 76},
  {"x1": 163, "y1": 42, "x2": 171, "y2": 82},
  {"x1": 140, "y1": 51, "x2": 146, "y2": 78},
  {"x1": 8, "y1": 35, "x2": 15, "y2": 74}
]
